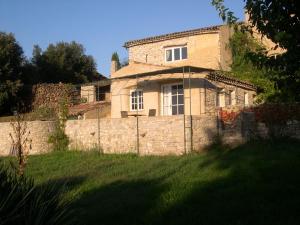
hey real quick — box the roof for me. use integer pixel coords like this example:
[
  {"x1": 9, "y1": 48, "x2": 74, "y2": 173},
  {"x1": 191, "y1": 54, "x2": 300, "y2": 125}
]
[
  {"x1": 112, "y1": 65, "x2": 257, "y2": 91},
  {"x1": 207, "y1": 71, "x2": 257, "y2": 91},
  {"x1": 80, "y1": 79, "x2": 111, "y2": 87},
  {"x1": 112, "y1": 65, "x2": 215, "y2": 80},
  {"x1": 68, "y1": 101, "x2": 110, "y2": 116},
  {"x1": 124, "y1": 25, "x2": 222, "y2": 48},
  {"x1": 112, "y1": 61, "x2": 173, "y2": 78}
]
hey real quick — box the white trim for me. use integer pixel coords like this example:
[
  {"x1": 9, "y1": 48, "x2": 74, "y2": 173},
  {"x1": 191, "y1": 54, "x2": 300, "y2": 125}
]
[
  {"x1": 165, "y1": 46, "x2": 188, "y2": 62},
  {"x1": 230, "y1": 90, "x2": 236, "y2": 106},
  {"x1": 160, "y1": 83, "x2": 184, "y2": 115},
  {"x1": 129, "y1": 89, "x2": 144, "y2": 111},
  {"x1": 244, "y1": 92, "x2": 249, "y2": 106}
]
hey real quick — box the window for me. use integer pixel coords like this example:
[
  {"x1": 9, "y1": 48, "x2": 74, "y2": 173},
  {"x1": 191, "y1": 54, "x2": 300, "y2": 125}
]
[
  {"x1": 171, "y1": 84, "x2": 184, "y2": 115},
  {"x1": 217, "y1": 92, "x2": 225, "y2": 107},
  {"x1": 165, "y1": 46, "x2": 188, "y2": 62},
  {"x1": 230, "y1": 90, "x2": 236, "y2": 106},
  {"x1": 130, "y1": 90, "x2": 143, "y2": 111},
  {"x1": 244, "y1": 92, "x2": 249, "y2": 106}
]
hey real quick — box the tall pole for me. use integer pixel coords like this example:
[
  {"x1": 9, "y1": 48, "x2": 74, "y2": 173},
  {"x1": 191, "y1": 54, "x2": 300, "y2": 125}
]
[
  {"x1": 136, "y1": 73, "x2": 139, "y2": 155},
  {"x1": 189, "y1": 67, "x2": 192, "y2": 153},
  {"x1": 183, "y1": 67, "x2": 186, "y2": 155},
  {"x1": 97, "y1": 82, "x2": 101, "y2": 153}
]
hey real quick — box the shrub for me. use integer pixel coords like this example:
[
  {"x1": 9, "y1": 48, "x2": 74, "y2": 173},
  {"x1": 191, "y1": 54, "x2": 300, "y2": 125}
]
[
  {"x1": 32, "y1": 106, "x2": 56, "y2": 120},
  {"x1": 48, "y1": 98, "x2": 69, "y2": 151},
  {"x1": 247, "y1": 103, "x2": 300, "y2": 138},
  {"x1": 0, "y1": 164, "x2": 73, "y2": 225}
]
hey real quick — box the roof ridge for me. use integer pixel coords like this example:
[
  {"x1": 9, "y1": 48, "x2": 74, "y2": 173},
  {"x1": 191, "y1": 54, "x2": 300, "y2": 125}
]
[
  {"x1": 124, "y1": 25, "x2": 223, "y2": 48},
  {"x1": 131, "y1": 60, "x2": 174, "y2": 68}
]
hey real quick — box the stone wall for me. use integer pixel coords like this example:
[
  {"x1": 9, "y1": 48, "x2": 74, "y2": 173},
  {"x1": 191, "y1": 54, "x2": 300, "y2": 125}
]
[
  {"x1": 204, "y1": 79, "x2": 256, "y2": 114},
  {"x1": 0, "y1": 121, "x2": 55, "y2": 156},
  {"x1": 128, "y1": 32, "x2": 222, "y2": 70},
  {"x1": 31, "y1": 83, "x2": 80, "y2": 111},
  {"x1": 1, "y1": 113, "x2": 299, "y2": 156},
  {"x1": 65, "y1": 116, "x2": 185, "y2": 155}
]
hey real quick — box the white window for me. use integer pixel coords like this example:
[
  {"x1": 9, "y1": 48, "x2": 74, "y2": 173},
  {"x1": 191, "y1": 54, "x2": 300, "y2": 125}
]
[
  {"x1": 161, "y1": 84, "x2": 184, "y2": 115},
  {"x1": 165, "y1": 46, "x2": 188, "y2": 62},
  {"x1": 244, "y1": 92, "x2": 249, "y2": 106},
  {"x1": 130, "y1": 89, "x2": 144, "y2": 111},
  {"x1": 217, "y1": 92, "x2": 225, "y2": 107},
  {"x1": 230, "y1": 90, "x2": 236, "y2": 106}
]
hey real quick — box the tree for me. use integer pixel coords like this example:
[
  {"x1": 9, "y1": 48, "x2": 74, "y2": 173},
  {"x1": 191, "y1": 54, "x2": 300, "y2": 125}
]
[
  {"x1": 244, "y1": 0, "x2": 300, "y2": 101},
  {"x1": 0, "y1": 32, "x2": 24, "y2": 114},
  {"x1": 32, "y1": 41, "x2": 100, "y2": 84},
  {"x1": 111, "y1": 52, "x2": 121, "y2": 70},
  {"x1": 211, "y1": 0, "x2": 300, "y2": 101}
]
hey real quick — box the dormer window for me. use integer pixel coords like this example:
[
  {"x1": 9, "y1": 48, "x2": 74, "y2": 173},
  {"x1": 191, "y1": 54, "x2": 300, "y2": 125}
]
[{"x1": 165, "y1": 46, "x2": 188, "y2": 62}]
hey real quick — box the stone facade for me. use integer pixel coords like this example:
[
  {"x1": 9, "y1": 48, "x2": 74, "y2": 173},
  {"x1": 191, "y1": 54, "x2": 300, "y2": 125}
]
[
  {"x1": 0, "y1": 114, "x2": 299, "y2": 156},
  {"x1": 31, "y1": 83, "x2": 79, "y2": 110},
  {"x1": 0, "y1": 121, "x2": 55, "y2": 156},
  {"x1": 111, "y1": 71, "x2": 256, "y2": 118},
  {"x1": 122, "y1": 25, "x2": 232, "y2": 72},
  {"x1": 65, "y1": 116, "x2": 185, "y2": 155}
]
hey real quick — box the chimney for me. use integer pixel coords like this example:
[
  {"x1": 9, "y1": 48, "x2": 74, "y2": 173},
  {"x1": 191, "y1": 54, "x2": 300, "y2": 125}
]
[{"x1": 110, "y1": 60, "x2": 118, "y2": 77}]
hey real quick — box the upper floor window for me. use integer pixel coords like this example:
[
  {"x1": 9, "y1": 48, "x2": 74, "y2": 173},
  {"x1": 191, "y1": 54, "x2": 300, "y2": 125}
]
[
  {"x1": 165, "y1": 46, "x2": 188, "y2": 62},
  {"x1": 130, "y1": 89, "x2": 144, "y2": 111}
]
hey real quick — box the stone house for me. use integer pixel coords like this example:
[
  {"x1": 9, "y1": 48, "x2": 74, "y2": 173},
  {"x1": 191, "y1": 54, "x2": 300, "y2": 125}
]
[
  {"x1": 71, "y1": 80, "x2": 111, "y2": 119},
  {"x1": 110, "y1": 24, "x2": 257, "y2": 118}
]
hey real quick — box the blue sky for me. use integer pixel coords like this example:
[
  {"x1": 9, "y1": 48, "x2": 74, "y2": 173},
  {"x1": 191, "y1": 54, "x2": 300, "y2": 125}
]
[{"x1": 0, "y1": 0, "x2": 245, "y2": 77}]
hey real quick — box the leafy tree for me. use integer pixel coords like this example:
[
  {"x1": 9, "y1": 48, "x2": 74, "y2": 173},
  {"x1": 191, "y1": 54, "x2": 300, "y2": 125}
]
[
  {"x1": 244, "y1": 0, "x2": 300, "y2": 101},
  {"x1": 0, "y1": 32, "x2": 24, "y2": 114},
  {"x1": 111, "y1": 52, "x2": 121, "y2": 70},
  {"x1": 32, "y1": 41, "x2": 100, "y2": 84},
  {"x1": 228, "y1": 30, "x2": 276, "y2": 102},
  {"x1": 211, "y1": 0, "x2": 300, "y2": 101}
]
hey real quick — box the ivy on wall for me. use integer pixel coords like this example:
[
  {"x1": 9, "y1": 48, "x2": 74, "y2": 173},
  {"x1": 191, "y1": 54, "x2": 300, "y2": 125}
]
[{"x1": 228, "y1": 29, "x2": 277, "y2": 103}]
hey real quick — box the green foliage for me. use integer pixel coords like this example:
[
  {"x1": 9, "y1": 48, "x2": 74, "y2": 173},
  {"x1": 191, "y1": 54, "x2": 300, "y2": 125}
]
[
  {"x1": 211, "y1": 0, "x2": 300, "y2": 102},
  {"x1": 48, "y1": 98, "x2": 69, "y2": 151},
  {"x1": 244, "y1": 0, "x2": 300, "y2": 101},
  {"x1": 228, "y1": 30, "x2": 277, "y2": 102},
  {"x1": 249, "y1": 103, "x2": 300, "y2": 138},
  {"x1": 0, "y1": 164, "x2": 73, "y2": 225},
  {"x1": 32, "y1": 106, "x2": 56, "y2": 120},
  {"x1": 3, "y1": 139, "x2": 300, "y2": 225},
  {"x1": 30, "y1": 42, "x2": 100, "y2": 84},
  {"x1": 111, "y1": 52, "x2": 121, "y2": 70},
  {"x1": 0, "y1": 32, "x2": 24, "y2": 114},
  {"x1": 211, "y1": 0, "x2": 238, "y2": 25}
]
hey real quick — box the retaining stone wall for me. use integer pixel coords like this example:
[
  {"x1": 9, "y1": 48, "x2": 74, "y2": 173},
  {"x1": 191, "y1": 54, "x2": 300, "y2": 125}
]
[
  {"x1": 0, "y1": 114, "x2": 299, "y2": 156},
  {"x1": 0, "y1": 121, "x2": 55, "y2": 156}
]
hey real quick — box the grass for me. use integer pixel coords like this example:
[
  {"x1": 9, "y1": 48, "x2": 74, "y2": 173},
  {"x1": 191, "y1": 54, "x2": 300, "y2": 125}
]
[{"x1": 1, "y1": 139, "x2": 300, "y2": 225}]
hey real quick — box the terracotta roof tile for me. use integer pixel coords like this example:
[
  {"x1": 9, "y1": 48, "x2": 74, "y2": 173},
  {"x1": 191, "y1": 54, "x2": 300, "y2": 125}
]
[
  {"x1": 68, "y1": 101, "x2": 110, "y2": 116},
  {"x1": 124, "y1": 25, "x2": 222, "y2": 48},
  {"x1": 207, "y1": 71, "x2": 257, "y2": 91}
]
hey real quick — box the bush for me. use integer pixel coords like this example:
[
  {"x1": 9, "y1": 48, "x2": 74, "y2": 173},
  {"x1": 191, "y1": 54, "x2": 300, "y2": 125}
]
[
  {"x1": 32, "y1": 106, "x2": 56, "y2": 120},
  {"x1": 48, "y1": 98, "x2": 69, "y2": 151},
  {"x1": 0, "y1": 164, "x2": 73, "y2": 225},
  {"x1": 48, "y1": 123, "x2": 69, "y2": 151}
]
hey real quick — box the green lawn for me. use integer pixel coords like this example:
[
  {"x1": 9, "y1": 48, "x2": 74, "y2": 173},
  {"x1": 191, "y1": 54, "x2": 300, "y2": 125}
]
[{"x1": 1, "y1": 139, "x2": 300, "y2": 225}]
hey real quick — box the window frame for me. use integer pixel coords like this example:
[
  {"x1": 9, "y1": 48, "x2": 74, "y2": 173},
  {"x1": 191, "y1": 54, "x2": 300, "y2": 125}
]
[
  {"x1": 165, "y1": 46, "x2": 188, "y2": 62},
  {"x1": 230, "y1": 90, "x2": 236, "y2": 106},
  {"x1": 130, "y1": 89, "x2": 144, "y2": 111},
  {"x1": 244, "y1": 92, "x2": 249, "y2": 106},
  {"x1": 216, "y1": 90, "x2": 226, "y2": 108},
  {"x1": 160, "y1": 83, "x2": 184, "y2": 116}
]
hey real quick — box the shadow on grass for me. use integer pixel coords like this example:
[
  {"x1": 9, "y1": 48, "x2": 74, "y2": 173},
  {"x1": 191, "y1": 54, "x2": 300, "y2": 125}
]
[
  {"x1": 46, "y1": 139, "x2": 300, "y2": 225},
  {"x1": 160, "y1": 139, "x2": 300, "y2": 225}
]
